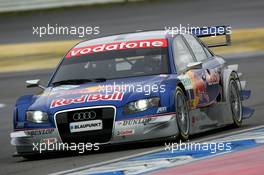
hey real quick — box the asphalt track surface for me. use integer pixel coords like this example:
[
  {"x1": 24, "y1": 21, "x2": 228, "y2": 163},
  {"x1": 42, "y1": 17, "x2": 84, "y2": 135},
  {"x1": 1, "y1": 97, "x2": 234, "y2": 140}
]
[{"x1": 0, "y1": 0, "x2": 264, "y2": 174}]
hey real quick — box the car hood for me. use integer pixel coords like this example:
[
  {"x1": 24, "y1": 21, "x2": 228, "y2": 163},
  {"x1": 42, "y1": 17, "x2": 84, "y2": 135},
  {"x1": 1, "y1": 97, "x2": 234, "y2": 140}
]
[{"x1": 28, "y1": 75, "x2": 170, "y2": 114}]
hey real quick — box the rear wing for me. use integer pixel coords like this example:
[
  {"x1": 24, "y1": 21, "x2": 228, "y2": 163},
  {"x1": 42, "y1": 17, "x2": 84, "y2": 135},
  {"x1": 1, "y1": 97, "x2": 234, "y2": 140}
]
[{"x1": 191, "y1": 26, "x2": 231, "y2": 48}]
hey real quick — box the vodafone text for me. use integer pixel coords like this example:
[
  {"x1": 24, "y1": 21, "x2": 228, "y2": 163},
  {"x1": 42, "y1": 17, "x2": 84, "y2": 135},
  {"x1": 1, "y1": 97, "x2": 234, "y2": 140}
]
[{"x1": 66, "y1": 38, "x2": 167, "y2": 58}]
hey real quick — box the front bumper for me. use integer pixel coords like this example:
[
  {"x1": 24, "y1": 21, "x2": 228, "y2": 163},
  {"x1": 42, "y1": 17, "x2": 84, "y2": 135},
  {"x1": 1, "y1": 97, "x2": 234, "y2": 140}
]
[{"x1": 11, "y1": 111, "x2": 178, "y2": 156}]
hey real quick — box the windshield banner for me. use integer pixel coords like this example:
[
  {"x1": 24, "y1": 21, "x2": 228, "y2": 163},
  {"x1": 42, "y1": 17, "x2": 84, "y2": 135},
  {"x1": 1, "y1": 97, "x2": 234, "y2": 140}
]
[{"x1": 65, "y1": 38, "x2": 168, "y2": 58}]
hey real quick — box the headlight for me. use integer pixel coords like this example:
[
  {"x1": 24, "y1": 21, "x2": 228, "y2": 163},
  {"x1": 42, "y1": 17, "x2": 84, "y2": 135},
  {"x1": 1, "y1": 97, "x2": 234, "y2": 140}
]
[
  {"x1": 124, "y1": 97, "x2": 160, "y2": 114},
  {"x1": 26, "y1": 111, "x2": 49, "y2": 123}
]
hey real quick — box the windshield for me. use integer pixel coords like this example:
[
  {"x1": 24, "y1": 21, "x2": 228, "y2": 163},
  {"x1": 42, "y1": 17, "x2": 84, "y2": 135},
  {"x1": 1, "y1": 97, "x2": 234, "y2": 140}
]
[{"x1": 50, "y1": 46, "x2": 169, "y2": 85}]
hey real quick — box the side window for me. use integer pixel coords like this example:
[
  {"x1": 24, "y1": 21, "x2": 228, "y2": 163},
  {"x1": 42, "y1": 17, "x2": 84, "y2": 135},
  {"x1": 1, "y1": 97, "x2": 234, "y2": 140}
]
[
  {"x1": 184, "y1": 34, "x2": 208, "y2": 61},
  {"x1": 200, "y1": 42, "x2": 214, "y2": 57},
  {"x1": 173, "y1": 36, "x2": 195, "y2": 72}
]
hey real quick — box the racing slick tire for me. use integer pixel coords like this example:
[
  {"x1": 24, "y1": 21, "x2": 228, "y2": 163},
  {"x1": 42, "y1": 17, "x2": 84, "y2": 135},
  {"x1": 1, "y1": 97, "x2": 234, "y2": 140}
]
[
  {"x1": 229, "y1": 73, "x2": 243, "y2": 127},
  {"x1": 175, "y1": 86, "x2": 190, "y2": 140}
]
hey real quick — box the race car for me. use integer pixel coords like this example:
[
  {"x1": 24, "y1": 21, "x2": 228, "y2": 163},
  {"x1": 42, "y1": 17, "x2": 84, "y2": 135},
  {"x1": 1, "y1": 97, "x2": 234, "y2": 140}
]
[{"x1": 10, "y1": 26, "x2": 254, "y2": 157}]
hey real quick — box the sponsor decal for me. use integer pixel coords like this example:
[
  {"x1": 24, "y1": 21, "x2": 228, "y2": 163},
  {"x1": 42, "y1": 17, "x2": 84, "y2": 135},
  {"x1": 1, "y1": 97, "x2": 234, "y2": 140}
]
[
  {"x1": 157, "y1": 107, "x2": 167, "y2": 113},
  {"x1": 120, "y1": 118, "x2": 152, "y2": 126},
  {"x1": 186, "y1": 71, "x2": 209, "y2": 108},
  {"x1": 65, "y1": 38, "x2": 167, "y2": 58},
  {"x1": 25, "y1": 128, "x2": 55, "y2": 136},
  {"x1": 50, "y1": 92, "x2": 124, "y2": 108},
  {"x1": 179, "y1": 75, "x2": 193, "y2": 90},
  {"x1": 70, "y1": 120, "x2": 103, "y2": 133},
  {"x1": 117, "y1": 129, "x2": 135, "y2": 136},
  {"x1": 41, "y1": 138, "x2": 57, "y2": 144},
  {"x1": 206, "y1": 69, "x2": 220, "y2": 85}
]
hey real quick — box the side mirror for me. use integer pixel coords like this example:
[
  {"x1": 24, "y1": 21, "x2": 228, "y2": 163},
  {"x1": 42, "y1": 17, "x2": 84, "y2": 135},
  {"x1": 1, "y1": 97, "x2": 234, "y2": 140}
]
[
  {"x1": 186, "y1": 62, "x2": 203, "y2": 70},
  {"x1": 26, "y1": 79, "x2": 45, "y2": 90}
]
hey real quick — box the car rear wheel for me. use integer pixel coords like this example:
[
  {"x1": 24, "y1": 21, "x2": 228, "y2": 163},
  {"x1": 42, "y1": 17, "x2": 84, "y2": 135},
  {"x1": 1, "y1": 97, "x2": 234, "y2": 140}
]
[
  {"x1": 175, "y1": 87, "x2": 190, "y2": 140},
  {"x1": 229, "y1": 77, "x2": 242, "y2": 127}
]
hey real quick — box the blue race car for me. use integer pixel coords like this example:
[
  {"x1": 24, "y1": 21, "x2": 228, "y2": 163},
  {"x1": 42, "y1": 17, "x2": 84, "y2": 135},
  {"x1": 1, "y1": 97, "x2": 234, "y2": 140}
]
[{"x1": 11, "y1": 26, "x2": 254, "y2": 157}]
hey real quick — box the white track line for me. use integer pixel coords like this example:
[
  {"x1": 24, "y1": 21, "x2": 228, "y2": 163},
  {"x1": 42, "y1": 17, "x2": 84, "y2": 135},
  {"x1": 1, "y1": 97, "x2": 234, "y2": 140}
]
[{"x1": 50, "y1": 125, "x2": 264, "y2": 175}]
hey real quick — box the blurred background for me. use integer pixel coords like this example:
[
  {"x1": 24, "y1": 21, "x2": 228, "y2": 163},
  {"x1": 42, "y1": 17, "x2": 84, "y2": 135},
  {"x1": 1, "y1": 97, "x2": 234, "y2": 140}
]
[{"x1": 0, "y1": 0, "x2": 263, "y2": 73}]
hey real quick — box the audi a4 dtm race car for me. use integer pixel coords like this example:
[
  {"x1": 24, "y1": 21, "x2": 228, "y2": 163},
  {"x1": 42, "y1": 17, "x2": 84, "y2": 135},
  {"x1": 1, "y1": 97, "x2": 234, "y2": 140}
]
[{"x1": 10, "y1": 26, "x2": 254, "y2": 157}]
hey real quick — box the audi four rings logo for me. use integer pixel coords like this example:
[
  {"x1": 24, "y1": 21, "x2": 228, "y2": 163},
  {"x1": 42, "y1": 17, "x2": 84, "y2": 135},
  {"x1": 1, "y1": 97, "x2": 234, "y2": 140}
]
[{"x1": 72, "y1": 111, "x2": 96, "y2": 121}]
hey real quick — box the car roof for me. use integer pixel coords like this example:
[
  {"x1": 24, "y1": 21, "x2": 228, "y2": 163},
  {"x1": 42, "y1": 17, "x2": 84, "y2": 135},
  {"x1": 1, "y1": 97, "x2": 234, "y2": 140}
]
[{"x1": 75, "y1": 30, "x2": 169, "y2": 48}]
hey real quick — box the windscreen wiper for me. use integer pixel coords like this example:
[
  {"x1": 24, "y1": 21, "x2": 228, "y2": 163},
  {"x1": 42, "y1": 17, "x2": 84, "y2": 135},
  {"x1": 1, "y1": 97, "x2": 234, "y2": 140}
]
[{"x1": 52, "y1": 78, "x2": 107, "y2": 86}]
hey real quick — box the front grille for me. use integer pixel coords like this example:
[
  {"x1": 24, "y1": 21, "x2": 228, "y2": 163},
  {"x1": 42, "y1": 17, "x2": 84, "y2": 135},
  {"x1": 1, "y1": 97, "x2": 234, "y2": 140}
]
[{"x1": 55, "y1": 107, "x2": 115, "y2": 144}]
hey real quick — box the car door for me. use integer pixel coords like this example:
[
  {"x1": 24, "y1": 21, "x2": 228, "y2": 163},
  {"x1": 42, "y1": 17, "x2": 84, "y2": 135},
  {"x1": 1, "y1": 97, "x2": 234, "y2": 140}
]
[
  {"x1": 172, "y1": 35, "x2": 210, "y2": 109},
  {"x1": 182, "y1": 34, "x2": 221, "y2": 106}
]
